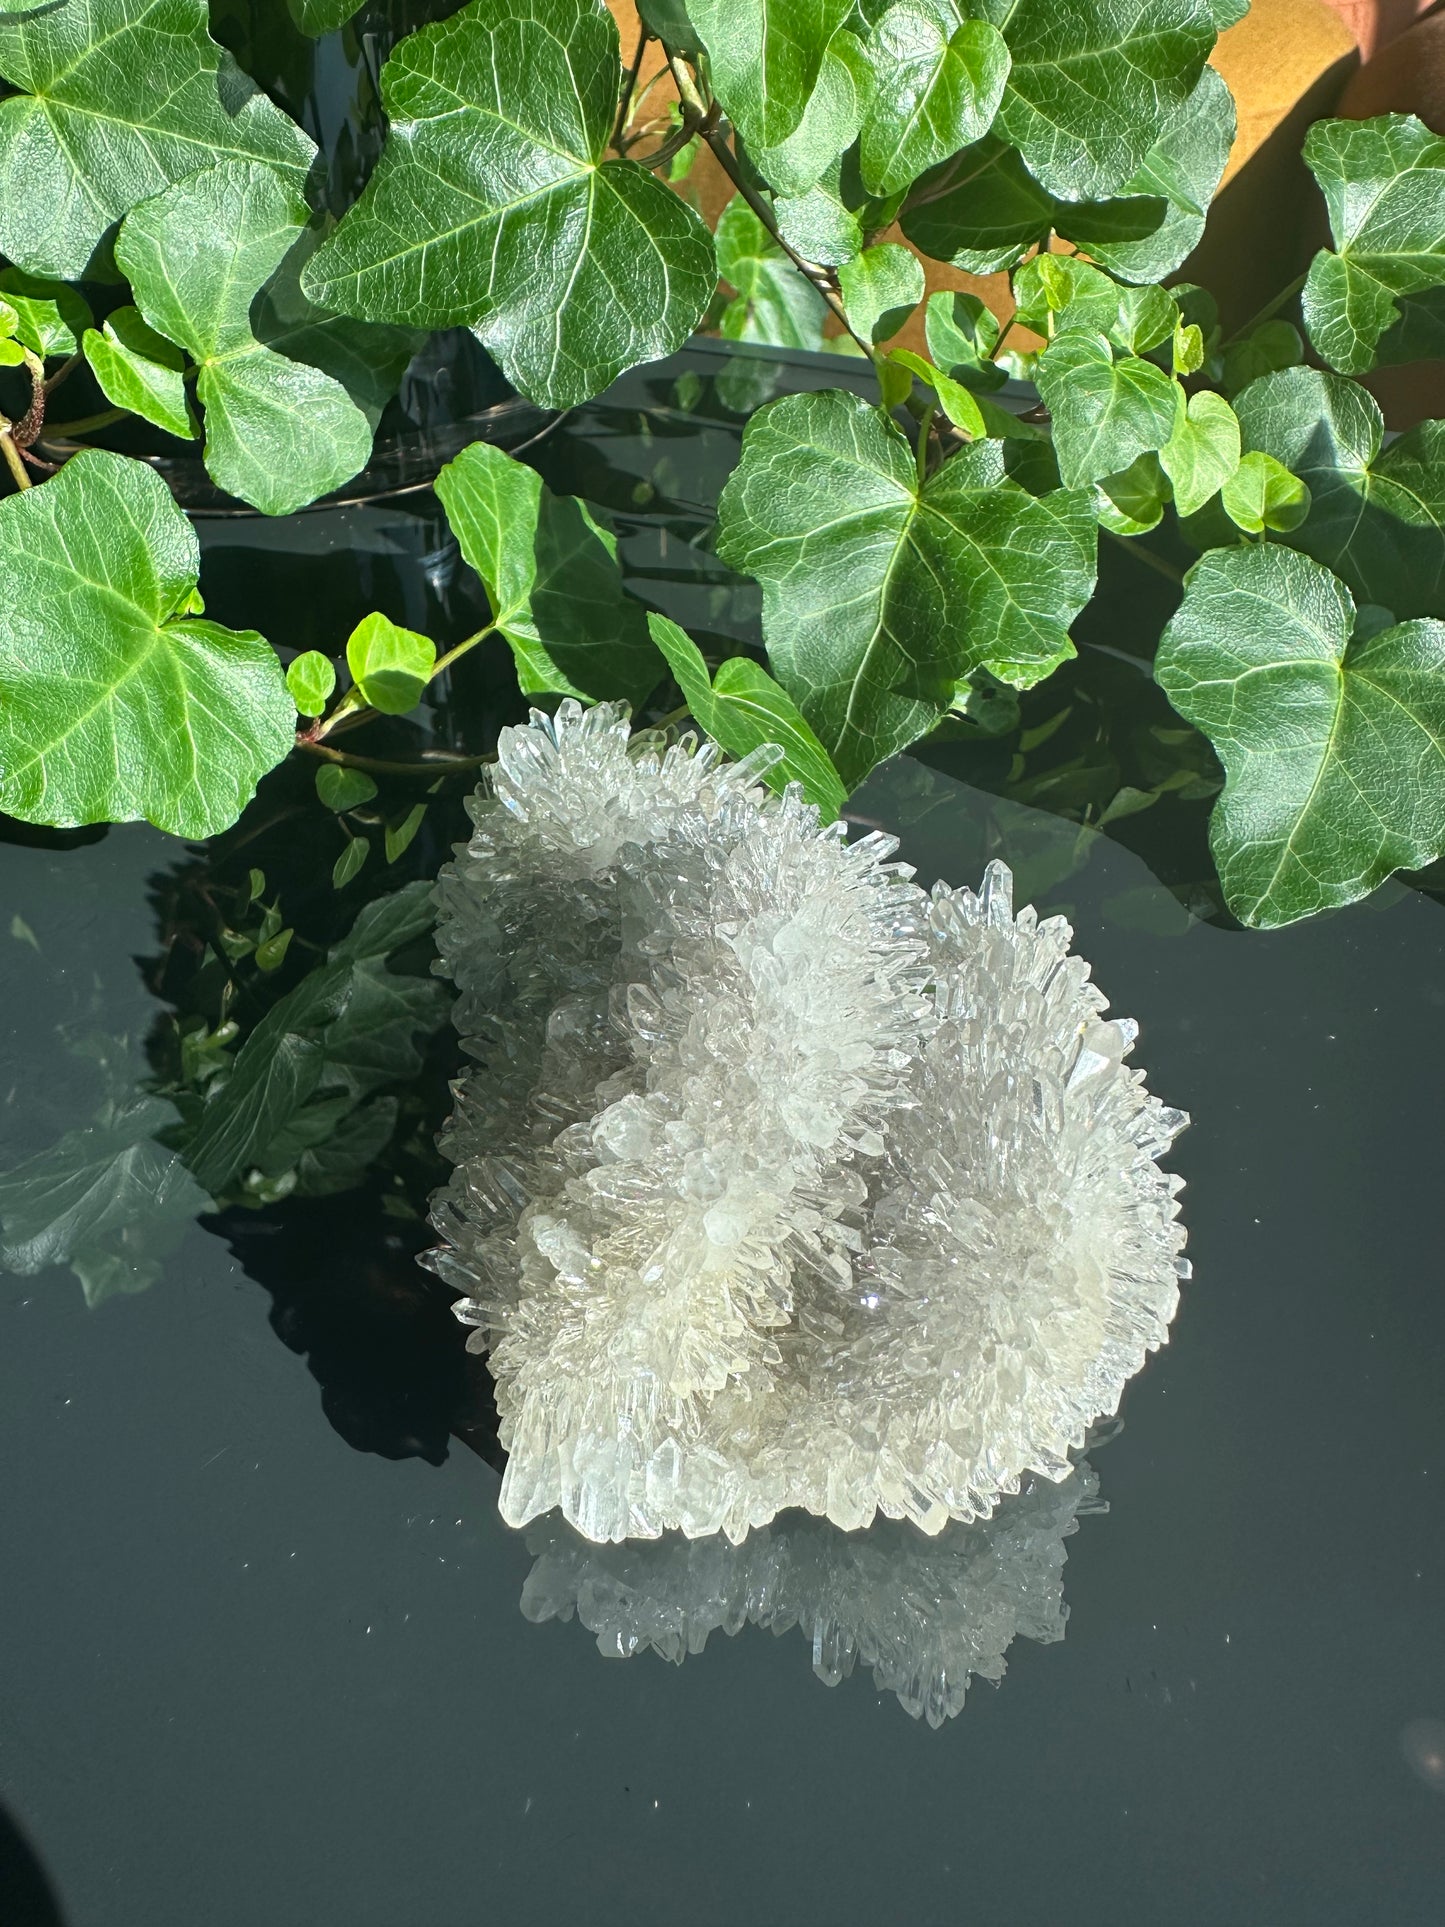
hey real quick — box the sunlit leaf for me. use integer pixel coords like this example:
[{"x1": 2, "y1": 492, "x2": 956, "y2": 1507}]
[
  {"x1": 716, "y1": 196, "x2": 830, "y2": 351},
  {"x1": 994, "y1": 0, "x2": 1216, "y2": 202},
  {"x1": 1235, "y1": 366, "x2": 1445, "y2": 616},
  {"x1": 859, "y1": 4, "x2": 1009, "y2": 197},
  {"x1": 1159, "y1": 389, "x2": 1240, "y2": 517},
  {"x1": 1157, "y1": 542, "x2": 1445, "y2": 926},
  {"x1": 286, "y1": 650, "x2": 336, "y2": 717},
  {"x1": 344, "y1": 613, "x2": 435, "y2": 715},
  {"x1": 0, "y1": 0, "x2": 315, "y2": 279},
  {"x1": 117, "y1": 161, "x2": 373, "y2": 515},
  {"x1": 1034, "y1": 331, "x2": 1180, "y2": 490},
  {"x1": 82, "y1": 308, "x2": 196, "y2": 441},
  {"x1": 716, "y1": 388, "x2": 1096, "y2": 784},
  {"x1": 302, "y1": 0, "x2": 715, "y2": 407},
  {"x1": 838, "y1": 242, "x2": 925, "y2": 344},
  {"x1": 1301, "y1": 114, "x2": 1445, "y2": 374},
  {"x1": 435, "y1": 441, "x2": 663, "y2": 708},
  {"x1": 1220, "y1": 450, "x2": 1309, "y2": 534},
  {"x1": 647, "y1": 613, "x2": 848, "y2": 818},
  {"x1": 0, "y1": 451, "x2": 294, "y2": 836}
]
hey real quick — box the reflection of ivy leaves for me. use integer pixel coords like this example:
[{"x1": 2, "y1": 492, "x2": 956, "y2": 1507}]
[
  {"x1": 0, "y1": 1096, "x2": 209, "y2": 1305},
  {"x1": 183, "y1": 882, "x2": 444, "y2": 1199}
]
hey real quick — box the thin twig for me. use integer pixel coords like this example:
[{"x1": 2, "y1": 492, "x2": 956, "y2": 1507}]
[
  {"x1": 612, "y1": 25, "x2": 650, "y2": 152},
  {"x1": 38, "y1": 405, "x2": 130, "y2": 440},
  {"x1": 1101, "y1": 527, "x2": 1185, "y2": 585},
  {"x1": 43, "y1": 352, "x2": 81, "y2": 396},
  {"x1": 665, "y1": 47, "x2": 877, "y2": 362},
  {"x1": 1221, "y1": 271, "x2": 1307, "y2": 347},
  {"x1": 297, "y1": 740, "x2": 493, "y2": 776}
]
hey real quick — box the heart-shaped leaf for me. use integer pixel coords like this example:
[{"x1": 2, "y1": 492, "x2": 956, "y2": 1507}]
[
  {"x1": 747, "y1": 27, "x2": 871, "y2": 198},
  {"x1": 1301, "y1": 115, "x2": 1445, "y2": 374},
  {"x1": 117, "y1": 161, "x2": 373, "y2": 515},
  {"x1": 1157, "y1": 542, "x2": 1445, "y2": 926},
  {"x1": 302, "y1": 0, "x2": 715, "y2": 407},
  {"x1": 838, "y1": 242, "x2": 925, "y2": 344},
  {"x1": 1234, "y1": 366, "x2": 1445, "y2": 616},
  {"x1": 648, "y1": 614, "x2": 847, "y2": 819},
  {"x1": 716, "y1": 388, "x2": 1096, "y2": 784},
  {"x1": 0, "y1": 0, "x2": 315, "y2": 279},
  {"x1": 0, "y1": 270, "x2": 92, "y2": 358},
  {"x1": 0, "y1": 451, "x2": 294, "y2": 836},
  {"x1": 1159, "y1": 389, "x2": 1240, "y2": 517},
  {"x1": 859, "y1": 5, "x2": 1010, "y2": 198},
  {"x1": 924, "y1": 290, "x2": 1005, "y2": 391},
  {"x1": 82, "y1": 308, "x2": 196, "y2": 441},
  {"x1": 994, "y1": 0, "x2": 1217, "y2": 202},
  {"x1": 287, "y1": 651, "x2": 336, "y2": 717},
  {"x1": 1079, "y1": 65, "x2": 1235, "y2": 285},
  {"x1": 716, "y1": 197, "x2": 830, "y2": 350},
  {"x1": 435, "y1": 441, "x2": 664, "y2": 709},
  {"x1": 345, "y1": 614, "x2": 436, "y2": 714},
  {"x1": 1220, "y1": 450, "x2": 1309, "y2": 534},
  {"x1": 689, "y1": 0, "x2": 853, "y2": 155},
  {"x1": 1034, "y1": 331, "x2": 1181, "y2": 490}
]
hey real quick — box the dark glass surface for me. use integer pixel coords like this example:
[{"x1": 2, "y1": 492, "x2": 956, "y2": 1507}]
[{"x1": 1, "y1": 347, "x2": 1443, "y2": 1927}]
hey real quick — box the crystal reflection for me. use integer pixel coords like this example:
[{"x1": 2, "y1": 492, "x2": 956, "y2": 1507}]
[{"x1": 517, "y1": 1458, "x2": 1105, "y2": 1728}]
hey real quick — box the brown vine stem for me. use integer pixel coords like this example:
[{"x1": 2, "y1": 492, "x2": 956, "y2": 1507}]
[{"x1": 662, "y1": 45, "x2": 879, "y2": 364}]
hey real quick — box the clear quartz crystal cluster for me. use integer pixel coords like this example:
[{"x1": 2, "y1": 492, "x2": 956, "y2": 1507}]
[
  {"x1": 427, "y1": 702, "x2": 1188, "y2": 1545},
  {"x1": 520, "y1": 1463, "x2": 1102, "y2": 1727}
]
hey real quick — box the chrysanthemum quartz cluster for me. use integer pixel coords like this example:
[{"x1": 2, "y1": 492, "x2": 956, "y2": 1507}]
[{"x1": 427, "y1": 703, "x2": 1188, "y2": 1545}]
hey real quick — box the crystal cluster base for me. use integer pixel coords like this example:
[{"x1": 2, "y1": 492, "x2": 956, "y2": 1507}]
[{"x1": 426, "y1": 703, "x2": 1189, "y2": 1545}]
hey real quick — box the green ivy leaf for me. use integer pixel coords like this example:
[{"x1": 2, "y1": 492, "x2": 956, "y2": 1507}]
[
  {"x1": 859, "y1": 5, "x2": 1009, "y2": 198},
  {"x1": 689, "y1": 0, "x2": 852, "y2": 155},
  {"x1": 1156, "y1": 542, "x2": 1445, "y2": 926},
  {"x1": 1159, "y1": 389, "x2": 1240, "y2": 517},
  {"x1": 435, "y1": 440, "x2": 663, "y2": 708},
  {"x1": 81, "y1": 308, "x2": 196, "y2": 441},
  {"x1": 1235, "y1": 366, "x2": 1445, "y2": 616},
  {"x1": 900, "y1": 136, "x2": 1054, "y2": 274},
  {"x1": 252, "y1": 222, "x2": 424, "y2": 431},
  {"x1": 715, "y1": 388, "x2": 1096, "y2": 784},
  {"x1": 773, "y1": 173, "x2": 864, "y2": 267},
  {"x1": 1078, "y1": 65, "x2": 1235, "y2": 285},
  {"x1": 0, "y1": 269, "x2": 92, "y2": 358},
  {"x1": 648, "y1": 614, "x2": 848, "y2": 819},
  {"x1": 1034, "y1": 331, "x2": 1180, "y2": 490},
  {"x1": 315, "y1": 763, "x2": 379, "y2": 811},
  {"x1": 838, "y1": 242, "x2": 925, "y2": 344},
  {"x1": 0, "y1": 450, "x2": 294, "y2": 836},
  {"x1": 1013, "y1": 254, "x2": 1177, "y2": 355},
  {"x1": 286, "y1": 650, "x2": 336, "y2": 717},
  {"x1": 116, "y1": 162, "x2": 373, "y2": 516},
  {"x1": 994, "y1": 0, "x2": 1216, "y2": 202},
  {"x1": 1220, "y1": 318, "x2": 1303, "y2": 397},
  {"x1": 0, "y1": 0, "x2": 315, "y2": 279},
  {"x1": 748, "y1": 27, "x2": 871, "y2": 198},
  {"x1": 345, "y1": 613, "x2": 436, "y2": 715},
  {"x1": 716, "y1": 196, "x2": 829, "y2": 350},
  {"x1": 332, "y1": 836, "x2": 369, "y2": 890},
  {"x1": 889, "y1": 348, "x2": 986, "y2": 435},
  {"x1": 1301, "y1": 115, "x2": 1445, "y2": 374},
  {"x1": 1220, "y1": 449, "x2": 1310, "y2": 534},
  {"x1": 302, "y1": 0, "x2": 715, "y2": 408},
  {"x1": 384, "y1": 802, "x2": 427, "y2": 864},
  {"x1": 1094, "y1": 448, "x2": 1169, "y2": 534},
  {"x1": 924, "y1": 290, "x2": 1005, "y2": 391}
]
